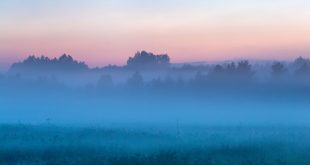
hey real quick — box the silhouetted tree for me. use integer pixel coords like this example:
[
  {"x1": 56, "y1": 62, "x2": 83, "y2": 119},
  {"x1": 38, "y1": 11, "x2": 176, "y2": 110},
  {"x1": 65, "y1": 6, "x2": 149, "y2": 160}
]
[
  {"x1": 207, "y1": 64, "x2": 226, "y2": 82},
  {"x1": 293, "y1": 56, "x2": 310, "y2": 68},
  {"x1": 271, "y1": 62, "x2": 288, "y2": 78},
  {"x1": 295, "y1": 63, "x2": 310, "y2": 77},
  {"x1": 293, "y1": 57, "x2": 310, "y2": 78},
  {"x1": 10, "y1": 54, "x2": 88, "y2": 72},
  {"x1": 127, "y1": 51, "x2": 170, "y2": 69},
  {"x1": 205, "y1": 60, "x2": 254, "y2": 85},
  {"x1": 101, "y1": 64, "x2": 122, "y2": 71},
  {"x1": 236, "y1": 61, "x2": 253, "y2": 75},
  {"x1": 226, "y1": 62, "x2": 236, "y2": 74}
]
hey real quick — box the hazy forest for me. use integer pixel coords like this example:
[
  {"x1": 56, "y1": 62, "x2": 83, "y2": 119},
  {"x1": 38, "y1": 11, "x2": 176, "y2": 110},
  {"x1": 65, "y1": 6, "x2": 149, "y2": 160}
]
[{"x1": 2, "y1": 51, "x2": 310, "y2": 164}]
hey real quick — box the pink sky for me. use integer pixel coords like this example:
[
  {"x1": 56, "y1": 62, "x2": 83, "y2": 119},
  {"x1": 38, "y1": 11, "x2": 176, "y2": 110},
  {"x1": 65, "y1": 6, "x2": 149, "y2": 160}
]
[{"x1": 1, "y1": 0, "x2": 310, "y2": 69}]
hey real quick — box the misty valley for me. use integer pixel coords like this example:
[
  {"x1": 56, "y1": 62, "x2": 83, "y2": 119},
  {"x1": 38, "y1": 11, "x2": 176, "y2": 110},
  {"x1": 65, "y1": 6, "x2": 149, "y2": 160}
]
[
  {"x1": 2, "y1": 0, "x2": 310, "y2": 164},
  {"x1": 1, "y1": 51, "x2": 310, "y2": 164}
]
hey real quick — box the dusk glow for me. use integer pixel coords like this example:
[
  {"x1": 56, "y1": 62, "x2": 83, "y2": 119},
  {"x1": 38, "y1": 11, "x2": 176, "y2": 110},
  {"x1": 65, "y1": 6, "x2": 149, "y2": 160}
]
[
  {"x1": 3, "y1": 1, "x2": 310, "y2": 164},
  {"x1": 1, "y1": 0, "x2": 310, "y2": 68}
]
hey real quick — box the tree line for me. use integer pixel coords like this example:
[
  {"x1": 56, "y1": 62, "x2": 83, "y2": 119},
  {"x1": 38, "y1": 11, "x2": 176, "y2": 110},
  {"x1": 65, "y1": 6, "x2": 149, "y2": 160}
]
[{"x1": 4, "y1": 51, "x2": 310, "y2": 91}]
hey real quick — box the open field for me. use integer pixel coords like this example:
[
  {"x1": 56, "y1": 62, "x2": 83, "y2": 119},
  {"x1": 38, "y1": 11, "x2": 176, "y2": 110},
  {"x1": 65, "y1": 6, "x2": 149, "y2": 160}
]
[{"x1": 1, "y1": 124, "x2": 310, "y2": 165}]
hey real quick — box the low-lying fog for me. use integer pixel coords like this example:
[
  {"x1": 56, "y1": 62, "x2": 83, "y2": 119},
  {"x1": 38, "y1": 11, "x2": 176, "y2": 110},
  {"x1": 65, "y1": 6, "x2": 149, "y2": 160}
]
[{"x1": 1, "y1": 52, "x2": 310, "y2": 126}]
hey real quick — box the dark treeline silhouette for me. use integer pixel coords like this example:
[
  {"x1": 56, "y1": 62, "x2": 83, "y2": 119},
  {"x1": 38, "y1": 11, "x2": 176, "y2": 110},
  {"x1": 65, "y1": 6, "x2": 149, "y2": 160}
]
[
  {"x1": 271, "y1": 62, "x2": 288, "y2": 78},
  {"x1": 205, "y1": 61, "x2": 254, "y2": 84},
  {"x1": 3, "y1": 51, "x2": 310, "y2": 97},
  {"x1": 10, "y1": 54, "x2": 88, "y2": 73},
  {"x1": 126, "y1": 51, "x2": 170, "y2": 70},
  {"x1": 293, "y1": 57, "x2": 310, "y2": 78}
]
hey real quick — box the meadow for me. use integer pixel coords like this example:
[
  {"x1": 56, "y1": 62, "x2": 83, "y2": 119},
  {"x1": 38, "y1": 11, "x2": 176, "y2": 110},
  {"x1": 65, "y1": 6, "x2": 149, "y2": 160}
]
[{"x1": 1, "y1": 124, "x2": 310, "y2": 165}]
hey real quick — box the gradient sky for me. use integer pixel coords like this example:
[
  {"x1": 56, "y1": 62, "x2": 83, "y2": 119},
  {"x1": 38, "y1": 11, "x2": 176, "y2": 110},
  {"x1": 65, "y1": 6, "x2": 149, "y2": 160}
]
[{"x1": 1, "y1": 0, "x2": 310, "y2": 69}]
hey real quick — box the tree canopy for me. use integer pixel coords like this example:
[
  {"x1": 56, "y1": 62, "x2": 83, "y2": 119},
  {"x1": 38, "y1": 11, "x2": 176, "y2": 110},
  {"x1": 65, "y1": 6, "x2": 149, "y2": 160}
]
[
  {"x1": 10, "y1": 54, "x2": 88, "y2": 72},
  {"x1": 126, "y1": 51, "x2": 170, "y2": 69}
]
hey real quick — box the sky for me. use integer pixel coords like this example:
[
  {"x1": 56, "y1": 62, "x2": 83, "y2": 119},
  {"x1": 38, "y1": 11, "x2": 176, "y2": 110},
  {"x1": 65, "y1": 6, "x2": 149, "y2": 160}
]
[{"x1": 1, "y1": 0, "x2": 310, "y2": 69}]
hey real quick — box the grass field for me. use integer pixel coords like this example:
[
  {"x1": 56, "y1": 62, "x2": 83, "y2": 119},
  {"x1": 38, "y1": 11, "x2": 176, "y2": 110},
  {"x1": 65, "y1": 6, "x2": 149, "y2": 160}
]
[{"x1": 1, "y1": 124, "x2": 310, "y2": 165}]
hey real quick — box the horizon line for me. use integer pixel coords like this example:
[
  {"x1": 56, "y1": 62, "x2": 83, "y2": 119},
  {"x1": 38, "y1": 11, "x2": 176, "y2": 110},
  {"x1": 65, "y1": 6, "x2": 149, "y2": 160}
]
[{"x1": 0, "y1": 52, "x2": 307, "y2": 72}]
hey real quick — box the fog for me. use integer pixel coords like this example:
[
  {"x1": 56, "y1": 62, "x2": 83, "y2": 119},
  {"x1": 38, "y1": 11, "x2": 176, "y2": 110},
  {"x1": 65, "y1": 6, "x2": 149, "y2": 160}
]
[{"x1": 1, "y1": 52, "x2": 310, "y2": 127}]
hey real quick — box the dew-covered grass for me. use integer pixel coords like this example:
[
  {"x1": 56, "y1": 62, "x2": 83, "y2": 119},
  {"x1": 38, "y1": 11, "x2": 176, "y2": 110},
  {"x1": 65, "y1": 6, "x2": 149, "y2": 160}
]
[{"x1": 1, "y1": 124, "x2": 310, "y2": 165}]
